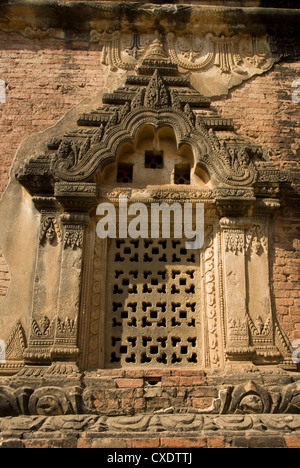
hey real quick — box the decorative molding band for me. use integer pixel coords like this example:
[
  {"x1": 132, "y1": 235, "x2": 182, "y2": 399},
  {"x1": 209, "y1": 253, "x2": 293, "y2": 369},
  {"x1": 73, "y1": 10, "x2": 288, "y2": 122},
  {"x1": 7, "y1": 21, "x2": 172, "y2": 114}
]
[
  {"x1": 1, "y1": 377, "x2": 300, "y2": 417},
  {"x1": 92, "y1": 29, "x2": 276, "y2": 75}
]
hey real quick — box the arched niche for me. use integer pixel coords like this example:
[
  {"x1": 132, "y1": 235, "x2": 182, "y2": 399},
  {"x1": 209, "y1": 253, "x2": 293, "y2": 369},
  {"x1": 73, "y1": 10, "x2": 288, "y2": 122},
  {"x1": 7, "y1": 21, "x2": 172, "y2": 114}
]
[{"x1": 97, "y1": 124, "x2": 212, "y2": 189}]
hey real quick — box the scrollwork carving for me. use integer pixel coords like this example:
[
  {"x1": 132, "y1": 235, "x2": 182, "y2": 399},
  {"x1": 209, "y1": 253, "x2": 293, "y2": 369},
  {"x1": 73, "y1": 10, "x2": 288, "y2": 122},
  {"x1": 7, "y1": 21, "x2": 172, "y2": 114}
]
[{"x1": 28, "y1": 386, "x2": 81, "y2": 416}]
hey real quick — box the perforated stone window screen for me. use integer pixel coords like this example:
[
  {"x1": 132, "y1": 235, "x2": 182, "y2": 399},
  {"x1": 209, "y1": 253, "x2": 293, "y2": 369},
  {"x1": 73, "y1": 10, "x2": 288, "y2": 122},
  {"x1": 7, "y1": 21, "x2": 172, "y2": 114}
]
[{"x1": 105, "y1": 237, "x2": 201, "y2": 368}]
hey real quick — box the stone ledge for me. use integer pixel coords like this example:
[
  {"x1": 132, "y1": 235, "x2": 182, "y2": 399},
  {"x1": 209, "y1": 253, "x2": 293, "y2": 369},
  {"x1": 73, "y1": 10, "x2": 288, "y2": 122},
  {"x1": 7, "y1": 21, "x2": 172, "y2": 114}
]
[
  {"x1": 0, "y1": 1, "x2": 299, "y2": 38},
  {"x1": 1, "y1": 414, "x2": 300, "y2": 448}
]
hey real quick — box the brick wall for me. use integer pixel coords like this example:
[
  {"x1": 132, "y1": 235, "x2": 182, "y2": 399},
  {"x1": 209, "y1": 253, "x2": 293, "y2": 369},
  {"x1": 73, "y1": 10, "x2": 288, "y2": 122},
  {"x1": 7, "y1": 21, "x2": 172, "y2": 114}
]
[
  {"x1": 0, "y1": 29, "x2": 299, "y2": 342},
  {"x1": 84, "y1": 369, "x2": 214, "y2": 416},
  {"x1": 0, "y1": 31, "x2": 104, "y2": 198}
]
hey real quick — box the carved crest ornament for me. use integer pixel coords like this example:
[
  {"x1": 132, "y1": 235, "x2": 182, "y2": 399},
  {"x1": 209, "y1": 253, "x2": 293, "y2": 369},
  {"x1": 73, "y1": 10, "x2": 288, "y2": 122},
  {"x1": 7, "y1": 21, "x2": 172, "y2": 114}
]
[{"x1": 0, "y1": 29, "x2": 298, "y2": 418}]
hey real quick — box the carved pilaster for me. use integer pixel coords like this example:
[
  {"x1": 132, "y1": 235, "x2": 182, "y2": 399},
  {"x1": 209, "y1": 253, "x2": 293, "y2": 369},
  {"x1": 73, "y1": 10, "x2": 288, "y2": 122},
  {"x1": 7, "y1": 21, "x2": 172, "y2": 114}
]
[
  {"x1": 220, "y1": 217, "x2": 253, "y2": 361},
  {"x1": 24, "y1": 197, "x2": 62, "y2": 364},
  {"x1": 220, "y1": 211, "x2": 285, "y2": 365},
  {"x1": 245, "y1": 216, "x2": 283, "y2": 364},
  {"x1": 49, "y1": 183, "x2": 97, "y2": 362}
]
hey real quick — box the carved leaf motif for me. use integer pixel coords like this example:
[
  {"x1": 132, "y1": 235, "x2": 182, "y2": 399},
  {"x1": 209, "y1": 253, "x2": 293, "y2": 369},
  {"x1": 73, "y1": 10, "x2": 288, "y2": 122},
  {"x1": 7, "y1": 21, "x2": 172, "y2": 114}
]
[
  {"x1": 225, "y1": 231, "x2": 245, "y2": 254},
  {"x1": 144, "y1": 70, "x2": 170, "y2": 108},
  {"x1": 248, "y1": 313, "x2": 272, "y2": 337},
  {"x1": 57, "y1": 137, "x2": 91, "y2": 170},
  {"x1": 246, "y1": 224, "x2": 268, "y2": 256},
  {"x1": 56, "y1": 317, "x2": 77, "y2": 338},
  {"x1": 39, "y1": 216, "x2": 62, "y2": 245},
  {"x1": 64, "y1": 230, "x2": 83, "y2": 250},
  {"x1": 6, "y1": 321, "x2": 26, "y2": 361},
  {"x1": 31, "y1": 316, "x2": 54, "y2": 338}
]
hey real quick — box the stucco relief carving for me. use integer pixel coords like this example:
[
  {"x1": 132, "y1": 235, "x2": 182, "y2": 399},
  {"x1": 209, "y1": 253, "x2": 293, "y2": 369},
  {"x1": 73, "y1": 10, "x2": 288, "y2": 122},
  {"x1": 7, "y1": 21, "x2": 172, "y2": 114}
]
[
  {"x1": 0, "y1": 12, "x2": 296, "y2": 424},
  {"x1": 0, "y1": 2, "x2": 299, "y2": 436},
  {"x1": 1, "y1": 378, "x2": 300, "y2": 417},
  {"x1": 39, "y1": 216, "x2": 61, "y2": 246},
  {"x1": 91, "y1": 30, "x2": 278, "y2": 95}
]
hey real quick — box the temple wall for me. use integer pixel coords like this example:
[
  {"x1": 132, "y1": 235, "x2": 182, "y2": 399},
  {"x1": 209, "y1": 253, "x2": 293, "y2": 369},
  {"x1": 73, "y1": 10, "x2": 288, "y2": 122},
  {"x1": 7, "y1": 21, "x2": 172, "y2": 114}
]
[
  {"x1": 0, "y1": 31, "x2": 298, "y2": 344},
  {"x1": 0, "y1": 0, "x2": 299, "y2": 449}
]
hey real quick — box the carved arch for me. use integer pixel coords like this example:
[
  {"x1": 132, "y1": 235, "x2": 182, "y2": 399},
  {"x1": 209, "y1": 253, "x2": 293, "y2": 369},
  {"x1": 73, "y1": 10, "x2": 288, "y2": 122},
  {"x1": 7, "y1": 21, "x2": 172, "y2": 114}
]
[
  {"x1": 51, "y1": 105, "x2": 259, "y2": 190},
  {"x1": 52, "y1": 108, "x2": 210, "y2": 183}
]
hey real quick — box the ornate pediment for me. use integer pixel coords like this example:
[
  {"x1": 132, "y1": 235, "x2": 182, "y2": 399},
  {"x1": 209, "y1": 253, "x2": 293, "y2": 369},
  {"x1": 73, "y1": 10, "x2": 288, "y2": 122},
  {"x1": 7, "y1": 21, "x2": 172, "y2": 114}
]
[{"x1": 16, "y1": 55, "x2": 290, "y2": 200}]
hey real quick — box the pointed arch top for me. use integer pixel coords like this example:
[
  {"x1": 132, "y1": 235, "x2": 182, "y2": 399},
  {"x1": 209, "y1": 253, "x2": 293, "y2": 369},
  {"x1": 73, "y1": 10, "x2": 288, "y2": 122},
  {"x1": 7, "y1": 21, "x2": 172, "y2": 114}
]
[{"x1": 16, "y1": 63, "x2": 290, "y2": 202}]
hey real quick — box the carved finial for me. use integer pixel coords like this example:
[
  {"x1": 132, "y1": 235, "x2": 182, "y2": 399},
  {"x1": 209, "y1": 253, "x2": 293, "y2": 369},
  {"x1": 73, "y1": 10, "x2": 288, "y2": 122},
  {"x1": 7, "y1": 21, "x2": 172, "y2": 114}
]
[
  {"x1": 143, "y1": 34, "x2": 169, "y2": 61},
  {"x1": 144, "y1": 70, "x2": 170, "y2": 108},
  {"x1": 137, "y1": 32, "x2": 178, "y2": 76}
]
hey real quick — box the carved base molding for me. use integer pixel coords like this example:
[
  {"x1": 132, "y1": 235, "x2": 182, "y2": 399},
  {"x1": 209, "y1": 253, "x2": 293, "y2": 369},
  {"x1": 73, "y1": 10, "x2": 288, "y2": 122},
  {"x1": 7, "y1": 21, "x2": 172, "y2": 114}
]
[
  {"x1": 1, "y1": 413, "x2": 300, "y2": 447},
  {"x1": 1, "y1": 367, "x2": 300, "y2": 418}
]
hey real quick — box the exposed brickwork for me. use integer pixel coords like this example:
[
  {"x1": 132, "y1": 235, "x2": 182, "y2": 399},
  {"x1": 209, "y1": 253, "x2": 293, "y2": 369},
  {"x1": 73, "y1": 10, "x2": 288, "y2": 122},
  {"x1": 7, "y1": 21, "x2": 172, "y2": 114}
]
[
  {"x1": 0, "y1": 31, "x2": 104, "y2": 199},
  {"x1": 84, "y1": 369, "x2": 215, "y2": 415},
  {"x1": 1, "y1": 431, "x2": 300, "y2": 449},
  {"x1": 18, "y1": 436, "x2": 297, "y2": 449}
]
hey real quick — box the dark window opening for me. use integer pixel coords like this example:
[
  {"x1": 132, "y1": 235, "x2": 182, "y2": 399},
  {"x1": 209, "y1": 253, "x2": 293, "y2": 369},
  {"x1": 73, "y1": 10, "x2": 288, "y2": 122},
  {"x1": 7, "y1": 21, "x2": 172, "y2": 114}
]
[
  {"x1": 117, "y1": 163, "x2": 133, "y2": 183},
  {"x1": 174, "y1": 163, "x2": 191, "y2": 185},
  {"x1": 145, "y1": 150, "x2": 164, "y2": 169}
]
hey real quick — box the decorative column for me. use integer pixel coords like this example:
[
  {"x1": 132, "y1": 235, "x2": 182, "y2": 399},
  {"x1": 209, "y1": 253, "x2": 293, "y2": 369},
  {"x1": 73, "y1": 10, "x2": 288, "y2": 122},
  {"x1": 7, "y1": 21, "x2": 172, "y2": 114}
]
[
  {"x1": 51, "y1": 182, "x2": 97, "y2": 363},
  {"x1": 219, "y1": 216, "x2": 254, "y2": 362},
  {"x1": 245, "y1": 200, "x2": 285, "y2": 364},
  {"x1": 23, "y1": 196, "x2": 62, "y2": 365},
  {"x1": 219, "y1": 196, "x2": 286, "y2": 365}
]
